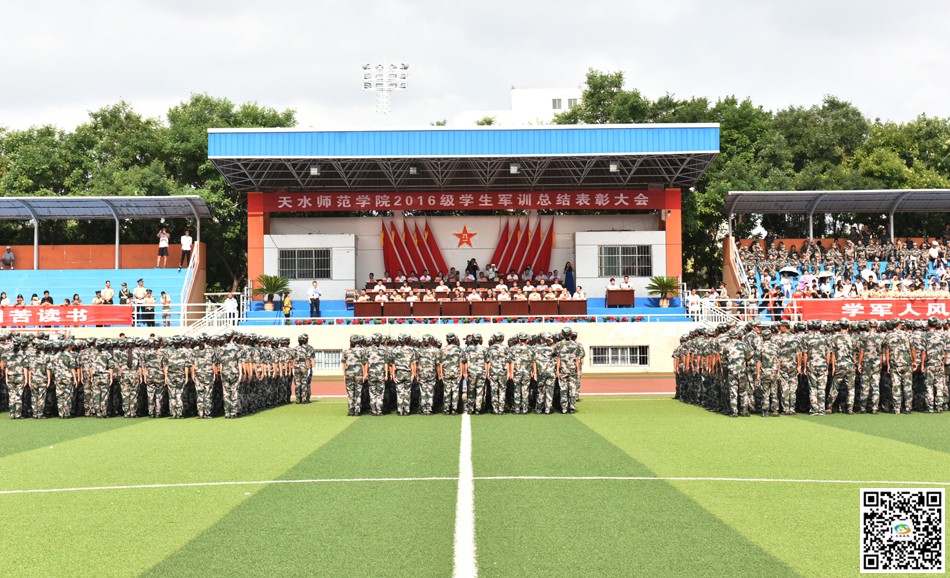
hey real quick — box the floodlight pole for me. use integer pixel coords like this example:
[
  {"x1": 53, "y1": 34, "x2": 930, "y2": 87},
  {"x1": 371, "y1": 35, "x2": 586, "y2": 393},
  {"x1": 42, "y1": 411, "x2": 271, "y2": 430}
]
[{"x1": 361, "y1": 62, "x2": 409, "y2": 122}]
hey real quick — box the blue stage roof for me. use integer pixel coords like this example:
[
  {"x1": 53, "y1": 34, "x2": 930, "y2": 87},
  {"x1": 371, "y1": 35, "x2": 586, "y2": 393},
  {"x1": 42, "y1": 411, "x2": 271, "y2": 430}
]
[{"x1": 208, "y1": 124, "x2": 719, "y2": 192}]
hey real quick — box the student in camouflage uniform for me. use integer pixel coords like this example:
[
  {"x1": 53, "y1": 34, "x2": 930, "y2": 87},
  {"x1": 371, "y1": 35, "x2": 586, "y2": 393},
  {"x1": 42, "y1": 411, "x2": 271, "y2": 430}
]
[
  {"x1": 293, "y1": 334, "x2": 314, "y2": 404},
  {"x1": 50, "y1": 340, "x2": 80, "y2": 418},
  {"x1": 142, "y1": 338, "x2": 167, "y2": 418},
  {"x1": 440, "y1": 333, "x2": 465, "y2": 415},
  {"x1": 193, "y1": 337, "x2": 219, "y2": 417},
  {"x1": 922, "y1": 317, "x2": 947, "y2": 413},
  {"x1": 342, "y1": 335, "x2": 367, "y2": 416},
  {"x1": 89, "y1": 340, "x2": 116, "y2": 418},
  {"x1": 555, "y1": 327, "x2": 582, "y2": 414},
  {"x1": 774, "y1": 322, "x2": 801, "y2": 415},
  {"x1": 827, "y1": 322, "x2": 857, "y2": 414},
  {"x1": 365, "y1": 334, "x2": 389, "y2": 416},
  {"x1": 486, "y1": 332, "x2": 510, "y2": 414},
  {"x1": 5, "y1": 337, "x2": 31, "y2": 418},
  {"x1": 884, "y1": 319, "x2": 914, "y2": 414},
  {"x1": 30, "y1": 340, "x2": 53, "y2": 418},
  {"x1": 533, "y1": 333, "x2": 557, "y2": 414},
  {"x1": 114, "y1": 339, "x2": 141, "y2": 417},
  {"x1": 390, "y1": 334, "x2": 417, "y2": 416},
  {"x1": 79, "y1": 339, "x2": 97, "y2": 416},
  {"x1": 756, "y1": 327, "x2": 780, "y2": 417},
  {"x1": 908, "y1": 320, "x2": 927, "y2": 410},
  {"x1": 509, "y1": 333, "x2": 536, "y2": 415},
  {"x1": 856, "y1": 321, "x2": 884, "y2": 413},
  {"x1": 164, "y1": 338, "x2": 192, "y2": 418},
  {"x1": 803, "y1": 321, "x2": 832, "y2": 415},
  {"x1": 464, "y1": 334, "x2": 488, "y2": 414},
  {"x1": 742, "y1": 324, "x2": 762, "y2": 413},
  {"x1": 721, "y1": 329, "x2": 745, "y2": 417},
  {"x1": 943, "y1": 321, "x2": 950, "y2": 412},
  {"x1": 415, "y1": 336, "x2": 440, "y2": 415},
  {"x1": 220, "y1": 333, "x2": 243, "y2": 418}
]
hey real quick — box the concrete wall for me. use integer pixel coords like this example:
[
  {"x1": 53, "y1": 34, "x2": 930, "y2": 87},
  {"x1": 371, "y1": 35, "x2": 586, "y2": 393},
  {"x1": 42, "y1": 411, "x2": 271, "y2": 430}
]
[
  {"x1": 71, "y1": 320, "x2": 696, "y2": 376},
  {"x1": 262, "y1": 234, "x2": 356, "y2": 300},
  {"x1": 268, "y1": 215, "x2": 660, "y2": 300},
  {"x1": 575, "y1": 231, "x2": 668, "y2": 298},
  {"x1": 6, "y1": 243, "x2": 205, "y2": 270}
]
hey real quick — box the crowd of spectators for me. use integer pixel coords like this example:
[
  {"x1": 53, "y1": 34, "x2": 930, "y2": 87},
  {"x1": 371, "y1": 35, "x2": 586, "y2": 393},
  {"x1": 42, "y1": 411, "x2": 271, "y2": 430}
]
[
  {"x1": 737, "y1": 224, "x2": 950, "y2": 301},
  {"x1": 0, "y1": 277, "x2": 173, "y2": 327}
]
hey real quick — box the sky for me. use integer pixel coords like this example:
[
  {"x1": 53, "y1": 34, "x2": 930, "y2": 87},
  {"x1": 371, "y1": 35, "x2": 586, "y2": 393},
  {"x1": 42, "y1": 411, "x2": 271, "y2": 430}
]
[{"x1": 2, "y1": 0, "x2": 949, "y2": 131}]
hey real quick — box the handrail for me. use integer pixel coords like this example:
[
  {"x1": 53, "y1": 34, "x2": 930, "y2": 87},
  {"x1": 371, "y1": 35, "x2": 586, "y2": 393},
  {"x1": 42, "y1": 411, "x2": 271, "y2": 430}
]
[
  {"x1": 178, "y1": 246, "x2": 199, "y2": 326},
  {"x1": 730, "y1": 237, "x2": 751, "y2": 294}
]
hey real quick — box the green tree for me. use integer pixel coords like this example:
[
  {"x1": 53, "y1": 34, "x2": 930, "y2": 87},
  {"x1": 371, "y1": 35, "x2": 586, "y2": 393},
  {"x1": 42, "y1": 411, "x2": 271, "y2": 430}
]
[{"x1": 474, "y1": 116, "x2": 496, "y2": 126}]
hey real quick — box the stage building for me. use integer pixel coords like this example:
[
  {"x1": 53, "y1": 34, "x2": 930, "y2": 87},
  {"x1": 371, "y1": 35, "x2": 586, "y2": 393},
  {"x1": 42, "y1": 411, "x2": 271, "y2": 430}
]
[{"x1": 209, "y1": 124, "x2": 719, "y2": 304}]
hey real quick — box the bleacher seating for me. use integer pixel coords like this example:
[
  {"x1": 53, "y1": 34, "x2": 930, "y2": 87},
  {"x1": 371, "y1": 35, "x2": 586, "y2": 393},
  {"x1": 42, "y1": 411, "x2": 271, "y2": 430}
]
[{"x1": 0, "y1": 268, "x2": 188, "y2": 326}]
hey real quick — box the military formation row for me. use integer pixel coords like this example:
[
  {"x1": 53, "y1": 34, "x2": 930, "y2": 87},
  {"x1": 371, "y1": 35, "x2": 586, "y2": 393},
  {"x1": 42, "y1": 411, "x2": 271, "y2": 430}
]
[
  {"x1": 0, "y1": 331, "x2": 316, "y2": 419},
  {"x1": 341, "y1": 328, "x2": 585, "y2": 416},
  {"x1": 674, "y1": 318, "x2": 950, "y2": 417}
]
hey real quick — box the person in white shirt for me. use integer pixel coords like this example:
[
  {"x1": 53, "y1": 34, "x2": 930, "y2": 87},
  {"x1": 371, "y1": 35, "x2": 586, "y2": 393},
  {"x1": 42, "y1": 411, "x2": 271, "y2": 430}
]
[
  {"x1": 223, "y1": 292, "x2": 239, "y2": 325},
  {"x1": 686, "y1": 289, "x2": 701, "y2": 319},
  {"x1": 549, "y1": 280, "x2": 563, "y2": 292},
  {"x1": 494, "y1": 281, "x2": 508, "y2": 292},
  {"x1": 464, "y1": 272, "x2": 476, "y2": 282},
  {"x1": 522, "y1": 280, "x2": 535, "y2": 292},
  {"x1": 374, "y1": 291, "x2": 389, "y2": 303},
  {"x1": 394, "y1": 270, "x2": 407, "y2": 283},
  {"x1": 619, "y1": 275, "x2": 633, "y2": 289},
  {"x1": 605, "y1": 278, "x2": 619, "y2": 290},
  {"x1": 406, "y1": 293, "x2": 419, "y2": 303},
  {"x1": 506, "y1": 270, "x2": 519, "y2": 282},
  {"x1": 419, "y1": 270, "x2": 432, "y2": 282},
  {"x1": 307, "y1": 281, "x2": 322, "y2": 317},
  {"x1": 178, "y1": 230, "x2": 193, "y2": 271},
  {"x1": 497, "y1": 289, "x2": 511, "y2": 301},
  {"x1": 407, "y1": 271, "x2": 419, "y2": 283},
  {"x1": 466, "y1": 289, "x2": 482, "y2": 301},
  {"x1": 156, "y1": 227, "x2": 170, "y2": 268},
  {"x1": 485, "y1": 264, "x2": 498, "y2": 281},
  {"x1": 434, "y1": 281, "x2": 450, "y2": 294},
  {"x1": 572, "y1": 286, "x2": 586, "y2": 299},
  {"x1": 527, "y1": 290, "x2": 541, "y2": 301}
]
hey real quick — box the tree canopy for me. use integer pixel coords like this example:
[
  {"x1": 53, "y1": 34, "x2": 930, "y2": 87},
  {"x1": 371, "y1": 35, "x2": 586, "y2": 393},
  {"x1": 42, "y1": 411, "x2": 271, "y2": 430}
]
[{"x1": 554, "y1": 69, "x2": 950, "y2": 286}]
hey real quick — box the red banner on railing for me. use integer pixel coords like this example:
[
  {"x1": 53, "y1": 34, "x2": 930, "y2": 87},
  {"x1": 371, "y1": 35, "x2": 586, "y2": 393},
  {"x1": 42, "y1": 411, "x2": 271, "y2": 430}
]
[
  {"x1": 799, "y1": 299, "x2": 950, "y2": 321},
  {"x1": 262, "y1": 190, "x2": 679, "y2": 213},
  {"x1": 0, "y1": 305, "x2": 134, "y2": 327}
]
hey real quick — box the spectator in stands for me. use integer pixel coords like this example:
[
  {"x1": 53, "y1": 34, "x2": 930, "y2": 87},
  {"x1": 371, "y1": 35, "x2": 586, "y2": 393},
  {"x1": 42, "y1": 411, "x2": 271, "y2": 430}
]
[
  {"x1": 61, "y1": 298, "x2": 71, "y2": 306},
  {"x1": 143, "y1": 290, "x2": 156, "y2": 326},
  {"x1": 118, "y1": 282, "x2": 132, "y2": 305},
  {"x1": 156, "y1": 227, "x2": 171, "y2": 269},
  {"x1": 224, "y1": 292, "x2": 239, "y2": 325},
  {"x1": 1, "y1": 246, "x2": 14, "y2": 269},
  {"x1": 40, "y1": 291, "x2": 53, "y2": 305},
  {"x1": 447, "y1": 268, "x2": 460, "y2": 283},
  {"x1": 91, "y1": 292, "x2": 104, "y2": 305},
  {"x1": 100, "y1": 281, "x2": 114, "y2": 304},
  {"x1": 13, "y1": 294, "x2": 24, "y2": 307},
  {"x1": 179, "y1": 229, "x2": 193, "y2": 271},
  {"x1": 0, "y1": 292, "x2": 8, "y2": 306},
  {"x1": 550, "y1": 269, "x2": 561, "y2": 282},
  {"x1": 30, "y1": 293, "x2": 40, "y2": 306},
  {"x1": 522, "y1": 266, "x2": 533, "y2": 281},
  {"x1": 161, "y1": 291, "x2": 172, "y2": 327},
  {"x1": 523, "y1": 279, "x2": 535, "y2": 293},
  {"x1": 463, "y1": 270, "x2": 476, "y2": 282},
  {"x1": 71, "y1": 293, "x2": 81, "y2": 305}
]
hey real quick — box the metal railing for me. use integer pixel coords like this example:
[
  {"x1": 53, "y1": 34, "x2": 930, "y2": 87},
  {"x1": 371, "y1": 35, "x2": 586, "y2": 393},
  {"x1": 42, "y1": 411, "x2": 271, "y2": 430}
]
[{"x1": 178, "y1": 246, "x2": 200, "y2": 326}]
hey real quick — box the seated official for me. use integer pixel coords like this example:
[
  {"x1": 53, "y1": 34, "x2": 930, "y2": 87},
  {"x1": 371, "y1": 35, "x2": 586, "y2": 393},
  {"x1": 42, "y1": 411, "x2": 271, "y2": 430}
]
[
  {"x1": 550, "y1": 280, "x2": 563, "y2": 292},
  {"x1": 399, "y1": 282, "x2": 412, "y2": 294},
  {"x1": 367, "y1": 273, "x2": 376, "y2": 284},
  {"x1": 494, "y1": 281, "x2": 508, "y2": 292},
  {"x1": 434, "y1": 282, "x2": 450, "y2": 294},
  {"x1": 406, "y1": 292, "x2": 419, "y2": 303},
  {"x1": 422, "y1": 289, "x2": 436, "y2": 301},
  {"x1": 497, "y1": 290, "x2": 511, "y2": 301},
  {"x1": 543, "y1": 291, "x2": 557, "y2": 301},
  {"x1": 556, "y1": 289, "x2": 571, "y2": 300},
  {"x1": 605, "y1": 278, "x2": 619, "y2": 290},
  {"x1": 466, "y1": 289, "x2": 482, "y2": 301},
  {"x1": 464, "y1": 272, "x2": 476, "y2": 282},
  {"x1": 536, "y1": 280, "x2": 549, "y2": 292},
  {"x1": 382, "y1": 271, "x2": 393, "y2": 283},
  {"x1": 419, "y1": 270, "x2": 432, "y2": 282},
  {"x1": 573, "y1": 286, "x2": 587, "y2": 299},
  {"x1": 355, "y1": 290, "x2": 371, "y2": 302},
  {"x1": 506, "y1": 270, "x2": 519, "y2": 282},
  {"x1": 390, "y1": 292, "x2": 406, "y2": 302},
  {"x1": 394, "y1": 270, "x2": 407, "y2": 283},
  {"x1": 619, "y1": 275, "x2": 633, "y2": 289},
  {"x1": 407, "y1": 271, "x2": 419, "y2": 283},
  {"x1": 374, "y1": 281, "x2": 387, "y2": 292},
  {"x1": 527, "y1": 290, "x2": 542, "y2": 301},
  {"x1": 374, "y1": 291, "x2": 389, "y2": 303},
  {"x1": 523, "y1": 280, "x2": 535, "y2": 292},
  {"x1": 513, "y1": 291, "x2": 527, "y2": 301}
]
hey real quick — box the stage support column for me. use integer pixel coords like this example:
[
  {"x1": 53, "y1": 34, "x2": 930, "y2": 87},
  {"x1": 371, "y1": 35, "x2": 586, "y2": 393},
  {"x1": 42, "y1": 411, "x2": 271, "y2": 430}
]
[
  {"x1": 247, "y1": 192, "x2": 270, "y2": 296},
  {"x1": 663, "y1": 188, "x2": 683, "y2": 280}
]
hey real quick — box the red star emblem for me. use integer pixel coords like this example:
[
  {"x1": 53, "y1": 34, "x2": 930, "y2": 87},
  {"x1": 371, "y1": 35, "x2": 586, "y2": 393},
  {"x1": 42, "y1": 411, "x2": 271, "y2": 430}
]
[{"x1": 453, "y1": 225, "x2": 477, "y2": 248}]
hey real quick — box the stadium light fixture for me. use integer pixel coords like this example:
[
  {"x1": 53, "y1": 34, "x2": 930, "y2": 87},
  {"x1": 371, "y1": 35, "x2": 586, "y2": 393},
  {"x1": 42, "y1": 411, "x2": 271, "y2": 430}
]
[
  {"x1": 310, "y1": 165, "x2": 321, "y2": 176},
  {"x1": 362, "y1": 61, "x2": 409, "y2": 120},
  {"x1": 409, "y1": 165, "x2": 418, "y2": 175},
  {"x1": 609, "y1": 161, "x2": 620, "y2": 173},
  {"x1": 509, "y1": 163, "x2": 521, "y2": 175}
]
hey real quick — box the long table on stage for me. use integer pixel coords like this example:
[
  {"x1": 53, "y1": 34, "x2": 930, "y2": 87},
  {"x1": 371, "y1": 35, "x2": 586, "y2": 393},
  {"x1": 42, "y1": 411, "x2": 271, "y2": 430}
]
[
  {"x1": 558, "y1": 300, "x2": 587, "y2": 315},
  {"x1": 383, "y1": 301, "x2": 411, "y2": 317},
  {"x1": 351, "y1": 298, "x2": 588, "y2": 317},
  {"x1": 528, "y1": 300, "x2": 557, "y2": 315},
  {"x1": 441, "y1": 301, "x2": 471, "y2": 317},
  {"x1": 354, "y1": 302, "x2": 382, "y2": 317},
  {"x1": 411, "y1": 301, "x2": 440, "y2": 317},
  {"x1": 606, "y1": 289, "x2": 635, "y2": 308},
  {"x1": 471, "y1": 301, "x2": 500, "y2": 316}
]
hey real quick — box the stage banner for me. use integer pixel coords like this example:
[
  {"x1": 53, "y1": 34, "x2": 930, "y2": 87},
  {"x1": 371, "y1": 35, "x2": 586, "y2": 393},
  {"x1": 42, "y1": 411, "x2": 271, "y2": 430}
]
[
  {"x1": 799, "y1": 299, "x2": 950, "y2": 321},
  {"x1": 262, "y1": 190, "x2": 679, "y2": 213},
  {"x1": 0, "y1": 305, "x2": 134, "y2": 327}
]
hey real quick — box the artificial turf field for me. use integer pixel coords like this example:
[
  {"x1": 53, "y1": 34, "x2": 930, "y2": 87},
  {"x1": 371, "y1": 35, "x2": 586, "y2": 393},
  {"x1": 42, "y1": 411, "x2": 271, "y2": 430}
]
[{"x1": 1, "y1": 398, "x2": 948, "y2": 577}]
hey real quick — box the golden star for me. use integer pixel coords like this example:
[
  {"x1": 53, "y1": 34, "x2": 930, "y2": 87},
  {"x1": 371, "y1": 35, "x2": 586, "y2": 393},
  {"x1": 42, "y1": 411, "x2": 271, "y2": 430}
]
[{"x1": 453, "y1": 225, "x2": 477, "y2": 248}]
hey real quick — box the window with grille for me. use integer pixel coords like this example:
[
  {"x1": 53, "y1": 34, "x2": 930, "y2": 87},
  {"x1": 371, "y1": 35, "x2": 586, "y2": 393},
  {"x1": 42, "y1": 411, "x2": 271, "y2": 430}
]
[
  {"x1": 279, "y1": 248, "x2": 331, "y2": 279},
  {"x1": 312, "y1": 349, "x2": 342, "y2": 370},
  {"x1": 567, "y1": 98, "x2": 578, "y2": 108},
  {"x1": 590, "y1": 346, "x2": 649, "y2": 367},
  {"x1": 598, "y1": 245, "x2": 652, "y2": 277},
  {"x1": 552, "y1": 98, "x2": 562, "y2": 110}
]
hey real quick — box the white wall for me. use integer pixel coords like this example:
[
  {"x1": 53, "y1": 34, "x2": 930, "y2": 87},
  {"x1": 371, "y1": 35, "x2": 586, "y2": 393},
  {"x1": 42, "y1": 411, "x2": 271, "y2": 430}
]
[
  {"x1": 262, "y1": 234, "x2": 355, "y2": 300},
  {"x1": 268, "y1": 215, "x2": 660, "y2": 299},
  {"x1": 453, "y1": 87, "x2": 582, "y2": 126},
  {"x1": 575, "y1": 231, "x2": 667, "y2": 299}
]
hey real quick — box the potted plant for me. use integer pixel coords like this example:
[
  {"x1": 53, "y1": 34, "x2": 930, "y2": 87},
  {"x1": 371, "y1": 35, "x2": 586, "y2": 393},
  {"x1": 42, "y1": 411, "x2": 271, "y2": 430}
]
[
  {"x1": 645, "y1": 275, "x2": 680, "y2": 308},
  {"x1": 252, "y1": 274, "x2": 290, "y2": 311}
]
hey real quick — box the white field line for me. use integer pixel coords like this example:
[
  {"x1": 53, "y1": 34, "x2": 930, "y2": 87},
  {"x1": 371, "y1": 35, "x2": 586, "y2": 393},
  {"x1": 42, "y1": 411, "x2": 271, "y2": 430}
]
[
  {"x1": 453, "y1": 413, "x2": 478, "y2": 578},
  {"x1": 3, "y1": 475, "x2": 948, "y2": 497},
  {"x1": 581, "y1": 392, "x2": 673, "y2": 396}
]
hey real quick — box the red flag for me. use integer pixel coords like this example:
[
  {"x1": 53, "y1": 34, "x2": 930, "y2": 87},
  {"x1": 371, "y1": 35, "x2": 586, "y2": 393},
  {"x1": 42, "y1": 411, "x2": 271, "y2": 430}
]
[
  {"x1": 533, "y1": 219, "x2": 555, "y2": 275},
  {"x1": 424, "y1": 220, "x2": 449, "y2": 276},
  {"x1": 389, "y1": 221, "x2": 413, "y2": 277},
  {"x1": 381, "y1": 220, "x2": 395, "y2": 275},
  {"x1": 414, "y1": 221, "x2": 438, "y2": 276},
  {"x1": 517, "y1": 219, "x2": 543, "y2": 275},
  {"x1": 498, "y1": 219, "x2": 522, "y2": 276},
  {"x1": 402, "y1": 221, "x2": 426, "y2": 277},
  {"x1": 489, "y1": 219, "x2": 510, "y2": 269}
]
